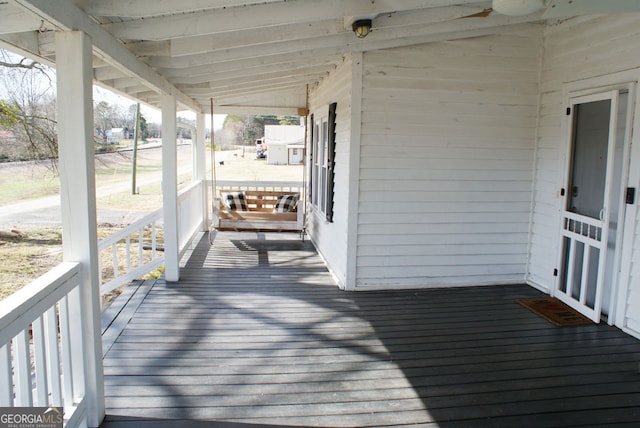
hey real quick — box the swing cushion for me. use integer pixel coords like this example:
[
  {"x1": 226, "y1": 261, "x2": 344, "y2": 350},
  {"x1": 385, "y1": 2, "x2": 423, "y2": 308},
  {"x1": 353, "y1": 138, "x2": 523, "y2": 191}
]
[
  {"x1": 221, "y1": 192, "x2": 249, "y2": 211},
  {"x1": 273, "y1": 194, "x2": 298, "y2": 213}
]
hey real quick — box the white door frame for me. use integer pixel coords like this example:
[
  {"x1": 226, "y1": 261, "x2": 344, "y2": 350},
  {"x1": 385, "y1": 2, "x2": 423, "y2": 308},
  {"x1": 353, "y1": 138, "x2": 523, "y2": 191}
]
[{"x1": 556, "y1": 74, "x2": 637, "y2": 325}]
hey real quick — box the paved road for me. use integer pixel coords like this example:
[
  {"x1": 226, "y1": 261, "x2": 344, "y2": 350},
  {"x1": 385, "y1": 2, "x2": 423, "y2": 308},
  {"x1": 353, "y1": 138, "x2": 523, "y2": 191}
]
[
  {"x1": 0, "y1": 147, "x2": 257, "y2": 228},
  {"x1": 0, "y1": 145, "x2": 202, "y2": 228},
  {"x1": 0, "y1": 174, "x2": 164, "y2": 227}
]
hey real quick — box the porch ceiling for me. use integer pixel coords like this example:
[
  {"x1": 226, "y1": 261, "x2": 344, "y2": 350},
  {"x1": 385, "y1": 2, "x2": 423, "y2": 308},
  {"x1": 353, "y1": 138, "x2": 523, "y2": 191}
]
[{"x1": 1, "y1": 0, "x2": 637, "y2": 114}]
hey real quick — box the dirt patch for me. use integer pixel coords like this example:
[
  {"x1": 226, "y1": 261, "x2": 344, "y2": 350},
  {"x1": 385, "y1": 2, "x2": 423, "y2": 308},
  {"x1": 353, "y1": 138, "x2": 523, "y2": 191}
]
[{"x1": 0, "y1": 227, "x2": 63, "y2": 300}]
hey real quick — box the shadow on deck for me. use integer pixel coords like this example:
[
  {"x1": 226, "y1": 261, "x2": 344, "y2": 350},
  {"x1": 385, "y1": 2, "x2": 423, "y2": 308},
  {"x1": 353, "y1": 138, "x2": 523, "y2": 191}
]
[{"x1": 100, "y1": 232, "x2": 640, "y2": 427}]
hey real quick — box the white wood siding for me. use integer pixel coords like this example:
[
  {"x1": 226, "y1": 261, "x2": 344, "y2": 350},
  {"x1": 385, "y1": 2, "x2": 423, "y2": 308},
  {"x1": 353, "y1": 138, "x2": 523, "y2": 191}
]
[
  {"x1": 357, "y1": 30, "x2": 541, "y2": 289},
  {"x1": 306, "y1": 56, "x2": 353, "y2": 288},
  {"x1": 627, "y1": 206, "x2": 640, "y2": 337},
  {"x1": 529, "y1": 14, "x2": 640, "y2": 336}
]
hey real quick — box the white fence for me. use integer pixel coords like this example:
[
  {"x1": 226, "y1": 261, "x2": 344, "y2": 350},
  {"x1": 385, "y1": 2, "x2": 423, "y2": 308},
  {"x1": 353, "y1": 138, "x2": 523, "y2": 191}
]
[{"x1": 0, "y1": 262, "x2": 88, "y2": 428}]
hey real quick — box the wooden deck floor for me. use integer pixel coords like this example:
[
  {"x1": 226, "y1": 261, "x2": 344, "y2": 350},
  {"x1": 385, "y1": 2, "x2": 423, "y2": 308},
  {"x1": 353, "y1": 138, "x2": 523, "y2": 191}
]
[{"x1": 100, "y1": 232, "x2": 640, "y2": 428}]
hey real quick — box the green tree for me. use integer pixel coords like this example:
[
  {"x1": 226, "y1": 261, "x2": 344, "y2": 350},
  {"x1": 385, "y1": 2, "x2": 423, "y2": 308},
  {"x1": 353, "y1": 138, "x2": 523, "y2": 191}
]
[
  {"x1": 0, "y1": 99, "x2": 19, "y2": 128},
  {"x1": 222, "y1": 115, "x2": 301, "y2": 145}
]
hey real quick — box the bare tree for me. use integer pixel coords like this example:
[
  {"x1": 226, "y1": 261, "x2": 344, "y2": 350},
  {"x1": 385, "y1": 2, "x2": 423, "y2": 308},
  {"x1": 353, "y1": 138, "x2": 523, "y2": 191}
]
[{"x1": 0, "y1": 49, "x2": 58, "y2": 163}]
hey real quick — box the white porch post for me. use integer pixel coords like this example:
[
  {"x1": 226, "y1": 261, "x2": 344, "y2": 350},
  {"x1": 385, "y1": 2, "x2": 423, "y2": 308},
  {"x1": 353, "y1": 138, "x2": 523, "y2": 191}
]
[
  {"x1": 55, "y1": 31, "x2": 105, "y2": 427},
  {"x1": 345, "y1": 52, "x2": 364, "y2": 291},
  {"x1": 162, "y1": 95, "x2": 180, "y2": 281},
  {"x1": 195, "y1": 113, "x2": 209, "y2": 231}
]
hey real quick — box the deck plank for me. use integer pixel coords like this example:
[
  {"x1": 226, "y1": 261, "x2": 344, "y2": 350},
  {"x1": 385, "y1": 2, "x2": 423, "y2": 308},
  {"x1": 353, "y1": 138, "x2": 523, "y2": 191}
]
[{"x1": 101, "y1": 232, "x2": 640, "y2": 427}]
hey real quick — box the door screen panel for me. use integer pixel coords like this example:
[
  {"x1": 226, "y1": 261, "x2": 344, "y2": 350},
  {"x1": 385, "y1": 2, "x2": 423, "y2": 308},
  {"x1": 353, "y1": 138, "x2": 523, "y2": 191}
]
[{"x1": 568, "y1": 99, "x2": 611, "y2": 219}]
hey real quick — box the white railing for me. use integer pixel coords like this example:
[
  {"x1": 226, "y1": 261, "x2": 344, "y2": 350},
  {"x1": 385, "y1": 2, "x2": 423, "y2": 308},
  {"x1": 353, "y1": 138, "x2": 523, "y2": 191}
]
[
  {"x1": 0, "y1": 262, "x2": 88, "y2": 428},
  {"x1": 0, "y1": 177, "x2": 208, "y2": 428},
  {"x1": 98, "y1": 209, "x2": 164, "y2": 296},
  {"x1": 98, "y1": 179, "x2": 207, "y2": 295},
  {"x1": 177, "y1": 180, "x2": 206, "y2": 260},
  {"x1": 214, "y1": 180, "x2": 303, "y2": 193}
]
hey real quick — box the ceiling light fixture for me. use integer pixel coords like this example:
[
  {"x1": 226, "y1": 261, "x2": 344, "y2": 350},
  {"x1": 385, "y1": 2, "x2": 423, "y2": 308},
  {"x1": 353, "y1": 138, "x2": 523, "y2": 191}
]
[{"x1": 352, "y1": 19, "x2": 372, "y2": 38}]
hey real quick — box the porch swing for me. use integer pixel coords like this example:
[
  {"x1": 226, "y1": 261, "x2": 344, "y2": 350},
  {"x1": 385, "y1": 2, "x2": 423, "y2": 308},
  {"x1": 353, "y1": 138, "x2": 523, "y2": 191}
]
[{"x1": 208, "y1": 100, "x2": 306, "y2": 233}]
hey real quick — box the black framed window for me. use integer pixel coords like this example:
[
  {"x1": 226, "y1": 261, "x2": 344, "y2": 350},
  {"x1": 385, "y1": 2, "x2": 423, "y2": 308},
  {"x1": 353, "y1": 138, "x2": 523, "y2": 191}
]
[{"x1": 309, "y1": 103, "x2": 337, "y2": 222}]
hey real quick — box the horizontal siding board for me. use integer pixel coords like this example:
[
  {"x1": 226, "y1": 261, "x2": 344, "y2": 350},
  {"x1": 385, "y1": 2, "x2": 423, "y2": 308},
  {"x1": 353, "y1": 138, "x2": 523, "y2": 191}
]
[
  {"x1": 357, "y1": 265, "x2": 525, "y2": 279},
  {"x1": 358, "y1": 201, "x2": 531, "y2": 214},
  {"x1": 364, "y1": 88, "x2": 538, "y2": 111},
  {"x1": 360, "y1": 169, "x2": 532, "y2": 182},
  {"x1": 358, "y1": 222, "x2": 529, "y2": 235},
  {"x1": 359, "y1": 191, "x2": 531, "y2": 204},
  {"x1": 360, "y1": 157, "x2": 533, "y2": 171},
  {"x1": 360, "y1": 145, "x2": 534, "y2": 160},
  {"x1": 364, "y1": 134, "x2": 534, "y2": 149},
  {"x1": 357, "y1": 254, "x2": 526, "y2": 268},
  {"x1": 358, "y1": 212, "x2": 528, "y2": 225},
  {"x1": 356, "y1": 243, "x2": 528, "y2": 257},
  {"x1": 357, "y1": 233, "x2": 529, "y2": 247},
  {"x1": 358, "y1": 180, "x2": 531, "y2": 194}
]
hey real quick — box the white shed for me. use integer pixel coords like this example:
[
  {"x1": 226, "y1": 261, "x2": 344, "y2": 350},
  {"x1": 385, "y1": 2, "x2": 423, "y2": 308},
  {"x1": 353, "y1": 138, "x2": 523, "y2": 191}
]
[
  {"x1": 265, "y1": 141, "x2": 289, "y2": 165},
  {"x1": 265, "y1": 125, "x2": 305, "y2": 164}
]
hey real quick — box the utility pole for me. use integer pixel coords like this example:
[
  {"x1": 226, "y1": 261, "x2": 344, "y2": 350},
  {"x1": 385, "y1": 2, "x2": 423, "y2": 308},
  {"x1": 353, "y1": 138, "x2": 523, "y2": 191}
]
[{"x1": 131, "y1": 103, "x2": 140, "y2": 194}]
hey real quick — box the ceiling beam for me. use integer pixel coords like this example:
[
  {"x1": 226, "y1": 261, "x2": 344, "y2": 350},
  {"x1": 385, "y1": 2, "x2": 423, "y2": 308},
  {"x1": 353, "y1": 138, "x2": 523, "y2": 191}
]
[
  {"x1": 211, "y1": 105, "x2": 303, "y2": 116},
  {"x1": 190, "y1": 72, "x2": 325, "y2": 96},
  {"x1": 168, "y1": 57, "x2": 342, "y2": 85},
  {"x1": 212, "y1": 85, "x2": 307, "y2": 104},
  {"x1": 10, "y1": 0, "x2": 201, "y2": 112},
  {"x1": 156, "y1": 52, "x2": 344, "y2": 78},
  {"x1": 203, "y1": 79, "x2": 314, "y2": 99}
]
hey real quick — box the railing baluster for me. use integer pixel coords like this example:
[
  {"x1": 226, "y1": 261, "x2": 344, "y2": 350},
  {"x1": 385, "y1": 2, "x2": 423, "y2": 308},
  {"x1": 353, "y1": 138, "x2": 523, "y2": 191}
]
[
  {"x1": 43, "y1": 306, "x2": 62, "y2": 407},
  {"x1": 111, "y1": 243, "x2": 119, "y2": 279},
  {"x1": 13, "y1": 329, "x2": 32, "y2": 406},
  {"x1": 32, "y1": 316, "x2": 49, "y2": 406},
  {"x1": 68, "y1": 287, "x2": 85, "y2": 403},
  {"x1": 126, "y1": 236, "x2": 132, "y2": 272},
  {"x1": 58, "y1": 295, "x2": 74, "y2": 413},
  {"x1": 0, "y1": 344, "x2": 12, "y2": 406},
  {"x1": 138, "y1": 228, "x2": 144, "y2": 268},
  {"x1": 152, "y1": 223, "x2": 157, "y2": 258}
]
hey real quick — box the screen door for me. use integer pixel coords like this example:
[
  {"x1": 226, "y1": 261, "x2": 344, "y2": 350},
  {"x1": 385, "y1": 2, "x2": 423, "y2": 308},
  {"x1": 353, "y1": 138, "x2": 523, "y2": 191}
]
[{"x1": 556, "y1": 90, "x2": 623, "y2": 322}]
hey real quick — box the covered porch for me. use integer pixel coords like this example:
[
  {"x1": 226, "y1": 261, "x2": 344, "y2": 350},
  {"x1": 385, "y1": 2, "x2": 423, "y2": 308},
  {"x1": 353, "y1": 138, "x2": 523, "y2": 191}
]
[
  {"x1": 100, "y1": 232, "x2": 640, "y2": 427},
  {"x1": 3, "y1": 1, "x2": 640, "y2": 427}
]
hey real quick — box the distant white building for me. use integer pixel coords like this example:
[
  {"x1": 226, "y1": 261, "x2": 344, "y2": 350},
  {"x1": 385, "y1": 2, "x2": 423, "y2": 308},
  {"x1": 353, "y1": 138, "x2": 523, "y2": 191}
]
[
  {"x1": 106, "y1": 127, "x2": 125, "y2": 144},
  {"x1": 264, "y1": 124, "x2": 304, "y2": 165}
]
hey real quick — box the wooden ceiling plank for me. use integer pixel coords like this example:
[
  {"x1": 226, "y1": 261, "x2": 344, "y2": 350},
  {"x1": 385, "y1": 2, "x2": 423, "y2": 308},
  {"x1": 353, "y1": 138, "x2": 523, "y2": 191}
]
[{"x1": 73, "y1": 0, "x2": 283, "y2": 18}]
